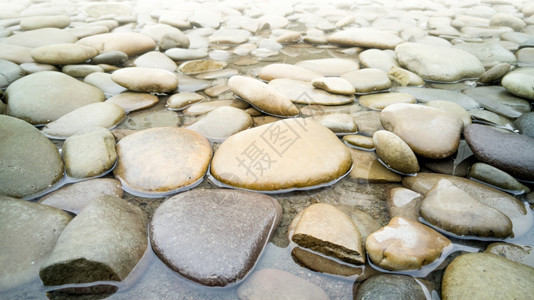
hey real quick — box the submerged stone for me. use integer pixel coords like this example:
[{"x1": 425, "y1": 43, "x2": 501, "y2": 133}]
[
  {"x1": 354, "y1": 274, "x2": 427, "y2": 300},
  {"x1": 150, "y1": 189, "x2": 282, "y2": 287}
]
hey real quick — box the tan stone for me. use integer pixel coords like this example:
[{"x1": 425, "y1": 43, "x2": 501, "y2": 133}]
[
  {"x1": 31, "y1": 43, "x2": 97, "y2": 65},
  {"x1": 341, "y1": 68, "x2": 392, "y2": 94},
  {"x1": 186, "y1": 106, "x2": 252, "y2": 142},
  {"x1": 105, "y1": 92, "x2": 159, "y2": 113},
  {"x1": 343, "y1": 135, "x2": 375, "y2": 150},
  {"x1": 292, "y1": 203, "x2": 365, "y2": 264},
  {"x1": 111, "y1": 67, "x2": 178, "y2": 93},
  {"x1": 373, "y1": 130, "x2": 419, "y2": 174},
  {"x1": 366, "y1": 217, "x2": 451, "y2": 271},
  {"x1": 166, "y1": 92, "x2": 206, "y2": 111},
  {"x1": 259, "y1": 63, "x2": 323, "y2": 82},
  {"x1": 177, "y1": 59, "x2": 227, "y2": 75},
  {"x1": 358, "y1": 92, "x2": 415, "y2": 110},
  {"x1": 268, "y1": 78, "x2": 354, "y2": 106},
  {"x1": 387, "y1": 187, "x2": 423, "y2": 221},
  {"x1": 311, "y1": 77, "x2": 356, "y2": 95},
  {"x1": 210, "y1": 118, "x2": 352, "y2": 191},
  {"x1": 77, "y1": 32, "x2": 156, "y2": 57},
  {"x1": 349, "y1": 148, "x2": 402, "y2": 183}
]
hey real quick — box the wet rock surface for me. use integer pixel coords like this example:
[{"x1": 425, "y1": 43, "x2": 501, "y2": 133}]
[
  {"x1": 354, "y1": 274, "x2": 427, "y2": 300},
  {"x1": 150, "y1": 189, "x2": 282, "y2": 287}
]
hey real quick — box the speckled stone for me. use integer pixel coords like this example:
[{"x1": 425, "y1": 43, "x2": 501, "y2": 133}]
[{"x1": 150, "y1": 189, "x2": 282, "y2": 286}]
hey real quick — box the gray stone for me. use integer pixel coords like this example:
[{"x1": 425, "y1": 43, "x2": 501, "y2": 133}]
[
  {"x1": 394, "y1": 86, "x2": 481, "y2": 111},
  {"x1": 402, "y1": 173, "x2": 527, "y2": 221},
  {"x1": 62, "y1": 127, "x2": 117, "y2": 179},
  {"x1": 501, "y1": 67, "x2": 534, "y2": 100},
  {"x1": 38, "y1": 178, "x2": 123, "y2": 214},
  {"x1": 30, "y1": 43, "x2": 97, "y2": 65},
  {"x1": 463, "y1": 86, "x2": 531, "y2": 119},
  {"x1": 453, "y1": 42, "x2": 516, "y2": 67},
  {"x1": 159, "y1": 32, "x2": 190, "y2": 51},
  {"x1": 166, "y1": 92, "x2": 206, "y2": 111},
  {"x1": 464, "y1": 124, "x2": 534, "y2": 181},
  {"x1": 354, "y1": 274, "x2": 426, "y2": 300},
  {"x1": 478, "y1": 63, "x2": 511, "y2": 84},
  {"x1": 469, "y1": 163, "x2": 530, "y2": 194},
  {"x1": 514, "y1": 112, "x2": 534, "y2": 138},
  {"x1": 84, "y1": 72, "x2": 128, "y2": 97},
  {"x1": 0, "y1": 115, "x2": 64, "y2": 199},
  {"x1": 39, "y1": 195, "x2": 147, "y2": 286},
  {"x1": 328, "y1": 28, "x2": 402, "y2": 49},
  {"x1": 442, "y1": 253, "x2": 534, "y2": 300},
  {"x1": 113, "y1": 127, "x2": 212, "y2": 196},
  {"x1": 6, "y1": 71, "x2": 105, "y2": 125},
  {"x1": 61, "y1": 64, "x2": 103, "y2": 78},
  {"x1": 91, "y1": 51, "x2": 128, "y2": 65},
  {"x1": 165, "y1": 48, "x2": 208, "y2": 61},
  {"x1": 150, "y1": 189, "x2": 282, "y2": 286},
  {"x1": 0, "y1": 197, "x2": 72, "y2": 291},
  {"x1": 133, "y1": 51, "x2": 177, "y2": 72},
  {"x1": 111, "y1": 67, "x2": 178, "y2": 93},
  {"x1": 421, "y1": 179, "x2": 513, "y2": 238},
  {"x1": 484, "y1": 243, "x2": 534, "y2": 268},
  {"x1": 470, "y1": 110, "x2": 515, "y2": 130},
  {"x1": 0, "y1": 59, "x2": 24, "y2": 89},
  {"x1": 20, "y1": 15, "x2": 71, "y2": 31},
  {"x1": 237, "y1": 268, "x2": 329, "y2": 300},
  {"x1": 41, "y1": 102, "x2": 125, "y2": 139},
  {"x1": 395, "y1": 42, "x2": 485, "y2": 82},
  {"x1": 0, "y1": 44, "x2": 34, "y2": 65}
]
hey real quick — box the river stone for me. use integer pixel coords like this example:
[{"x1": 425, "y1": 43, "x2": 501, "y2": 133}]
[
  {"x1": 62, "y1": 64, "x2": 103, "y2": 78},
  {"x1": 269, "y1": 78, "x2": 354, "y2": 106},
  {"x1": 85, "y1": 3, "x2": 131, "y2": 17},
  {"x1": 381, "y1": 103, "x2": 463, "y2": 159},
  {"x1": 150, "y1": 189, "x2": 282, "y2": 287},
  {"x1": 91, "y1": 50, "x2": 128, "y2": 65},
  {"x1": 341, "y1": 68, "x2": 392, "y2": 94},
  {"x1": 311, "y1": 77, "x2": 355, "y2": 95},
  {"x1": 292, "y1": 203, "x2": 365, "y2": 264},
  {"x1": 38, "y1": 178, "x2": 122, "y2": 214},
  {"x1": 133, "y1": 51, "x2": 177, "y2": 72},
  {"x1": 209, "y1": 29, "x2": 251, "y2": 44},
  {"x1": 84, "y1": 72, "x2": 127, "y2": 96},
  {"x1": 402, "y1": 173, "x2": 527, "y2": 220},
  {"x1": 178, "y1": 59, "x2": 227, "y2": 75},
  {"x1": 291, "y1": 246, "x2": 369, "y2": 278},
  {"x1": 359, "y1": 49, "x2": 400, "y2": 72},
  {"x1": 41, "y1": 102, "x2": 125, "y2": 139},
  {"x1": 6, "y1": 71, "x2": 105, "y2": 125},
  {"x1": 19, "y1": 62, "x2": 58, "y2": 74},
  {"x1": 113, "y1": 127, "x2": 212, "y2": 196},
  {"x1": 478, "y1": 63, "x2": 511, "y2": 84},
  {"x1": 464, "y1": 124, "x2": 534, "y2": 181},
  {"x1": 343, "y1": 135, "x2": 374, "y2": 150},
  {"x1": 426, "y1": 100, "x2": 472, "y2": 129},
  {"x1": 395, "y1": 42, "x2": 485, "y2": 82},
  {"x1": 0, "y1": 45, "x2": 34, "y2": 64},
  {"x1": 210, "y1": 118, "x2": 352, "y2": 191},
  {"x1": 68, "y1": 25, "x2": 110, "y2": 40},
  {"x1": 373, "y1": 130, "x2": 419, "y2": 174},
  {"x1": 349, "y1": 148, "x2": 402, "y2": 183},
  {"x1": 354, "y1": 274, "x2": 426, "y2": 300},
  {"x1": 237, "y1": 268, "x2": 329, "y2": 300},
  {"x1": 484, "y1": 243, "x2": 534, "y2": 268},
  {"x1": 501, "y1": 67, "x2": 534, "y2": 100},
  {"x1": 165, "y1": 48, "x2": 208, "y2": 61},
  {"x1": 388, "y1": 66, "x2": 425, "y2": 87},
  {"x1": 470, "y1": 110, "x2": 515, "y2": 130},
  {"x1": 0, "y1": 115, "x2": 64, "y2": 199},
  {"x1": 3, "y1": 28, "x2": 77, "y2": 48},
  {"x1": 228, "y1": 76, "x2": 299, "y2": 117},
  {"x1": 111, "y1": 67, "x2": 178, "y2": 93},
  {"x1": 183, "y1": 99, "x2": 249, "y2": 116},
  {"x1": 30, "y1": 43, "x2": 97, "y2": 65},
  {"x1": 387, "y1": 187, "x2": 423, "y2": 221},
  {"x1": 453, "y1": 42, "x2": 517, "y2": 67},
  {"x1": 62, "y1": 127, "x2": 117, "y2": 179},
  {"x1": 394, "y1": 87, "x2": 480, "y2": 111},
  {"x1": 20, "y1": 15, "x2": 71, "y2": 31},
  {"x1": 366, "y1": 217, "x2": 451, "y2": 271},
  {"x1": 119, "y1": 110, "x2": 180, "y2": 130},
  {"x1": 259, "y1": 63, "x2": 323, "y2": 82},
  {"x1": 295, "y1": 58, "x2": 360, "y2": 76},
  {"x1": 166, "y1": 92, "x2": 206, "y2": 111},
  {"x1": 463, "y1": 86, "x2": 531, "y2": 119},
  {"x1": 469, "y1": 163, "x2": 530, "y2": 195},
  {"x1": 0, "y1": 59, "x2": 24, "y2": 89},
  {"x1": 421, "y1": 179, "x2": 513, "y2": 238},
  {"x1": 358, "y1": 92, "x2": 416, "y2": 111},
  {"x1": 353, "y1": 111, "x2": 385, "y2": 137},
  {"x1": 159, "y1": 31, "x2": 190, "y2": 51},
  {"x1": 514, "y1": 112, "x2": 534, "y2": 138},
  {"x1": 39, "y1": 195, "x2": 147, "y2": 286},
  {"x1": 490, "y1": 13, "x2": 526, "y2": 31},
  {"x1": 312, "y1": 113, "x2": 357, "y2": 134},
  {"x1": 105, "y1": 92, "x2": 158, "y2": 113},
  {"x1": 0, "y1": 197, "x2": 72, "y2": 291},
  {"x1": 442, "y1": 253, "x2": 534, "y2": 300},
  {"x1": 186, "y1": 106, "x2": 252, "y2": 142},
  {"x1": 76, "y1": 32, "x2": 156, "y2": 57},
  {"x1": 328, "y1": 28, "x2": 402, "y2": 49}
]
